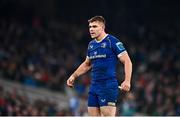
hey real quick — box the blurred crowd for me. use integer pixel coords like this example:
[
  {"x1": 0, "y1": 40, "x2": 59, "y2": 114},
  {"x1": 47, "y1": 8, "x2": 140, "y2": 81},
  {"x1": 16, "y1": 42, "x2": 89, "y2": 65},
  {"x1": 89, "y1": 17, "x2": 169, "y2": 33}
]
[
  {"x1": 0, "y1": 17, "x2": 179, "y2": 116},
  {"x1": 0, "y1": 84, "x2": 77, "y2": 116}
]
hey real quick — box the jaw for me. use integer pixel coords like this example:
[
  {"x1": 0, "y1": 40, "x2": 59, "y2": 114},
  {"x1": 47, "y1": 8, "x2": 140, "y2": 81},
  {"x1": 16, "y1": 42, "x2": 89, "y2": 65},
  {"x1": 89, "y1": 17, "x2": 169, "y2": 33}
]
[{"x1": 90, "y1": 33, "x2": 97, "y2": 39}]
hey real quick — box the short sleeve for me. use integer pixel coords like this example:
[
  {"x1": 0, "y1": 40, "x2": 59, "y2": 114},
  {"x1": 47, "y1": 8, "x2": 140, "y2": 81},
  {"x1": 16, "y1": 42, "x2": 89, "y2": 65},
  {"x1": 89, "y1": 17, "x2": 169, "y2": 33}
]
[{"x1": 112, "y1": 39, "x2": 127, "y2": 57}]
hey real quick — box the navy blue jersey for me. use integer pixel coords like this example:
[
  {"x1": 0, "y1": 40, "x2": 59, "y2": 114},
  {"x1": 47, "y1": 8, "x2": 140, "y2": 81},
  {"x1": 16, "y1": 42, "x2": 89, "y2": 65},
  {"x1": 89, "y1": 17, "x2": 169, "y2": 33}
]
[{"x1": 87, "y1": 34, "x2": 127, "y2": 82}]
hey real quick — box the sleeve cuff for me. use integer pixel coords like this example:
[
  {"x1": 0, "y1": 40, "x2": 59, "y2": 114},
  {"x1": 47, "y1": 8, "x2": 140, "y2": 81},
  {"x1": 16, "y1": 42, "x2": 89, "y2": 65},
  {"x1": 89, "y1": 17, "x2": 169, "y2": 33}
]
[{"x1": 117, "y1": 51, "x2": 127, "y2": 58}]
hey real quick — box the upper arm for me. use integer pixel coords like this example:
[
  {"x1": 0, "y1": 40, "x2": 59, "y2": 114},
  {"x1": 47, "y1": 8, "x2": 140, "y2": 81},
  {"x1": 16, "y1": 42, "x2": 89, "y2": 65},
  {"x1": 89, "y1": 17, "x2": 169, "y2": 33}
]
[
  {"x1": 84, "y1": 57, "x2": 91, "y2": 67},
  {"x1": 118, "y1": 52, "x2": 132, "y2": 64}
]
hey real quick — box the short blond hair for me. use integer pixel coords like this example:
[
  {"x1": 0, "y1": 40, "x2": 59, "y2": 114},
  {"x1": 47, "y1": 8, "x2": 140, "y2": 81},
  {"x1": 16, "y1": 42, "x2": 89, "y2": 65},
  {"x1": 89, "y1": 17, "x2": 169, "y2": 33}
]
[{"x1": 88, "y1": 16, "x2": 106, "y2": 25}]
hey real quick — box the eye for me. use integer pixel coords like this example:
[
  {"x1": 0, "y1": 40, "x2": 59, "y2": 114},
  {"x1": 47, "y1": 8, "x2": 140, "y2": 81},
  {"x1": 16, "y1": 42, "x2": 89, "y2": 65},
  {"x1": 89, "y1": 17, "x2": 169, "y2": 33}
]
[{"x1": 89, "y1": 25, "x2": 97, "y2": 29}]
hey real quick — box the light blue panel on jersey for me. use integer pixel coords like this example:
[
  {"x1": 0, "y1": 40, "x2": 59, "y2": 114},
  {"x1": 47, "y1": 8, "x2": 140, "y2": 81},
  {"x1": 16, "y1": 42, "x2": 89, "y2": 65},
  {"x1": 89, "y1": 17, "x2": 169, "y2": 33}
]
[{"x1": 116, "y1": 42, "x2": 125, "y2": 51}]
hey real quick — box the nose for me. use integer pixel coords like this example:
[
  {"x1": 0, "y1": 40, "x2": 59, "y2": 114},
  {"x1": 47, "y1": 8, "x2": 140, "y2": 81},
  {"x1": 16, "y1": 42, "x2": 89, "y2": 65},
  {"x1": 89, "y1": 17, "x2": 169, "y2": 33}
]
[
  {"x1": 89, "y1": 27, "x2": 93, "y2": 31},
  {"x1": 89, "y1": 30, "x2": 93, "y2": 34}
]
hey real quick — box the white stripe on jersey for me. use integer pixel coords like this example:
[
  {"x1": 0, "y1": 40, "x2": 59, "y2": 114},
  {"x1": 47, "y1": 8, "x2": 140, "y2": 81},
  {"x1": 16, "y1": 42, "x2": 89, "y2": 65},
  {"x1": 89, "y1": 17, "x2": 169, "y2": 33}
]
[{"x1": 117, "y1": 51, "x2": 127, "y2": 58}]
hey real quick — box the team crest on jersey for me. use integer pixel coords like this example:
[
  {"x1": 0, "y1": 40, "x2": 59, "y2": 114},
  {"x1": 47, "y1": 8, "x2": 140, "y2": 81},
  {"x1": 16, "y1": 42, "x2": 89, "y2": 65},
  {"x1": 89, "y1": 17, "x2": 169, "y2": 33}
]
[
  {"x1": 101, "y1": 42, "x2": 106, "y2": 48},
  {"x1": 89, "y1": 45, "x2": 93, "y2": 49}
]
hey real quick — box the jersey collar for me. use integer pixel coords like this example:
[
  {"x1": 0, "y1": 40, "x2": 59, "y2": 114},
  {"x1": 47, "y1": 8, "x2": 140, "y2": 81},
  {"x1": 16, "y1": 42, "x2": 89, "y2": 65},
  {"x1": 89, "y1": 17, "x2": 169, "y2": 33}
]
[{"x1": 95, "y1": 34, "x2": 109, "y2": 43}]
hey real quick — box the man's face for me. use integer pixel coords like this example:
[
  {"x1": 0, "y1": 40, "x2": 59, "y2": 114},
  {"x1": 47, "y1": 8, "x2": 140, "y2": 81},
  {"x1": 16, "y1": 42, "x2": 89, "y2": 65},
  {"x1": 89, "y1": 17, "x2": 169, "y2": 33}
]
[{"x1": 89, "y1": 21, "x2": 104, "y2": 39}]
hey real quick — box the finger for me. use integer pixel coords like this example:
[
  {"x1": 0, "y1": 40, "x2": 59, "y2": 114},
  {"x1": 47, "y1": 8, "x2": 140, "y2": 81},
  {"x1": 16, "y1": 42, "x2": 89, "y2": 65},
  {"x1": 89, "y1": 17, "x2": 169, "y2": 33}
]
[
  {"x1": 70, "y1": 79, "x2": 74, "y2": 84},
  {"x1": 67, "y1": 80, "x2": 74, "y2": 87},
  {"x1": 67, "y1": 80, "x2": 70, "y2": 85},
  {"x1": 68, "y1": 85, "x2": 74, "y2": 88},
  {"x1": 124, "y1": 88, "x2": 129, "y2": 92},
  {"x1": 120, "y1": 85, "x2": 127, "y2": 91},
  {"x1": 69, "y1": 77, "x2": 74, "y2": 83},
  {"x1": 125, "y1": 85, "x2": 130, "y2": 90},
  {"x1": 123, "y1": 86, "x2": 130, "y2": 92},
  {"x1": 67, "y1": 83, "x2": 74, "y2": 88}
]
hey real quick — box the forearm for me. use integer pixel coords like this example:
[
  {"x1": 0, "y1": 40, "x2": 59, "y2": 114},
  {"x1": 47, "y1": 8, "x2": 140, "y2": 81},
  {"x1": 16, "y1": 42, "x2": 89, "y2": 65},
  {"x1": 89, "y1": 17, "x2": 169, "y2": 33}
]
[
  {"x1": 72, "y1": 61, "x2": 91, "y2": 78},
  {"x1": 124, "y1": 58, "x2": 132, "y2": 82},
  {"x1": 119, "y1": 53, "x2": 132, "y2": 82}
]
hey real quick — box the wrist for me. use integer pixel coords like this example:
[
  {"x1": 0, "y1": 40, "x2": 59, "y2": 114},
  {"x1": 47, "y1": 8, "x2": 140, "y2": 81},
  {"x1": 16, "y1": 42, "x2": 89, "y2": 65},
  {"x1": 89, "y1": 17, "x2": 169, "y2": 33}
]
[{"x1": 124, "y1": 79, "x2": 131, "y2": 83}]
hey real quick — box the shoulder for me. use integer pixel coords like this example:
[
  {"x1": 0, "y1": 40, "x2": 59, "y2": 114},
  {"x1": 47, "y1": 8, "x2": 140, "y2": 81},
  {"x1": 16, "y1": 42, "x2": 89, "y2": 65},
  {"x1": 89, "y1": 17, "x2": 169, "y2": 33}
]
[
  {"x1": 87, "y1": 39, "x2": 96, "y2": 50},
  {"x1": 88, "y1": 39, "x2": 96, "y2": 45},
  {"x1": 107, "y1": 34, "x2": 122, "y2": 43}
]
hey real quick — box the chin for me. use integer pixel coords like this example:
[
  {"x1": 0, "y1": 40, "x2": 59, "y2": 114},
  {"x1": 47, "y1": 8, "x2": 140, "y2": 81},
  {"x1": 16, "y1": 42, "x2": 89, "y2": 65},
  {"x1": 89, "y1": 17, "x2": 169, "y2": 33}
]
[{"x1": 91, "y1": 35, "x2": 97, "y2": 39}]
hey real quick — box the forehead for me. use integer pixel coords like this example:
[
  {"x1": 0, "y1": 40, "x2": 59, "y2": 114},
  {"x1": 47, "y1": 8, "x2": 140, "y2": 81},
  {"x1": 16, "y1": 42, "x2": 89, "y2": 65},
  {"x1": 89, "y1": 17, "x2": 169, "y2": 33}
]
[{"x1": 89, "y1": 21, "x2": 103, "y2": 26}]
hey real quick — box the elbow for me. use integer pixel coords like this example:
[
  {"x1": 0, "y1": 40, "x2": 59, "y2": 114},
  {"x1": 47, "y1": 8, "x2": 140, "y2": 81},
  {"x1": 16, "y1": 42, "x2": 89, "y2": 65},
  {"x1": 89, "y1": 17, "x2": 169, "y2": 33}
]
[
  {"x1": 125, "y1": 57, "x2": 132, "y2": 68},
  {"x1": 129, "y1": 58, "x2": 133, "y2": 68},
  {"x1": 84, "y1": 63, "x2": 91, "y2": 71},
  {"x1": 129, "y1": 59, "x2": 132, "y2": 67}
]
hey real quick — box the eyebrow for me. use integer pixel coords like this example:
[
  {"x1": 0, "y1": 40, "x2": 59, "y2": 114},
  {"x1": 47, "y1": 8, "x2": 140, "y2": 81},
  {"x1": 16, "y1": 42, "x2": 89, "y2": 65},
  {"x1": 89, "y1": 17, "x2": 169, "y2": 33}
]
[{"x1": 89, "y1": 25, "x2": 98, "y2": 28}]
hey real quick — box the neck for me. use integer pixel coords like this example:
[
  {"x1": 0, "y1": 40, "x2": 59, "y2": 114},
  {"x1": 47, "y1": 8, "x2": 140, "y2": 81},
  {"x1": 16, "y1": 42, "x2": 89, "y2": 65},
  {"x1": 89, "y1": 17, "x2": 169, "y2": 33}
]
[{"x1": 96, "y1": 32, "x2": 107, "y2": 41}]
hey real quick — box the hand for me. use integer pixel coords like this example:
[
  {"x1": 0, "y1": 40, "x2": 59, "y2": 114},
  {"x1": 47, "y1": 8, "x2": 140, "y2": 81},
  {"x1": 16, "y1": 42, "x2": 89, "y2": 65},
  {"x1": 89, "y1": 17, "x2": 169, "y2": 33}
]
[
  {"x1": 67, "y1": 75, "x2": 76, "y2": 88},
  {"x1": 119, "y1": 80, "x2": 131, "y2": 92}
]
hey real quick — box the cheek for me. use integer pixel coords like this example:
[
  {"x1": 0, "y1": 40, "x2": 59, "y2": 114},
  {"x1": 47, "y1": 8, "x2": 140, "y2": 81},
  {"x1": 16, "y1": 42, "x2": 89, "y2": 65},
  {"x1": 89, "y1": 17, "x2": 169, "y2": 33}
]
[{"x1": 97, "y1": 29, "x2": 102, "y2": 34}]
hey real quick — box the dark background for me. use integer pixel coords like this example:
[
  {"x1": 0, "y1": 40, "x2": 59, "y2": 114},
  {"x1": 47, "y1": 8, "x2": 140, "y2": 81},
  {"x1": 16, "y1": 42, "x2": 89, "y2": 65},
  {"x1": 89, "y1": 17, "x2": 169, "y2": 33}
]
[{"x1": 0, "y1": 0, "x2": 179, "y2": 116}]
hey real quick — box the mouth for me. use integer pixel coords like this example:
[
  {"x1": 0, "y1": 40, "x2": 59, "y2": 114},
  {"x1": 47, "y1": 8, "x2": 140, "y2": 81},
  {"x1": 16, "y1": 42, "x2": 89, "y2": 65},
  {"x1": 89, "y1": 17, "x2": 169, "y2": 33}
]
[{"x1": 90, "y1": 32, "x2": 95, "y2": 35}]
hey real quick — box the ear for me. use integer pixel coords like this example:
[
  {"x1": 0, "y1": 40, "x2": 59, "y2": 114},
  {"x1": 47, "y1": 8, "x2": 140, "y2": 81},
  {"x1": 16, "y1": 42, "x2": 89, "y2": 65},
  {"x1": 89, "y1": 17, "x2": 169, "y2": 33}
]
[
  {"x1": 102, "y1": 24, "x2": 104, "y2": 29},
  {"x1": 101, "y1": 23, "x2": 105, "y2": 30}
]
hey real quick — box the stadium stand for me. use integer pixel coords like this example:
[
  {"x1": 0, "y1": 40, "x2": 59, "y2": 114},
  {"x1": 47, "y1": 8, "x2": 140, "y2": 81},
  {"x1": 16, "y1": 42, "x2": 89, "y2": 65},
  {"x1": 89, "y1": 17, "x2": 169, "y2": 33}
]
[{"x1": 0, "y1": 0, "x2": 179, "y2": 116}]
